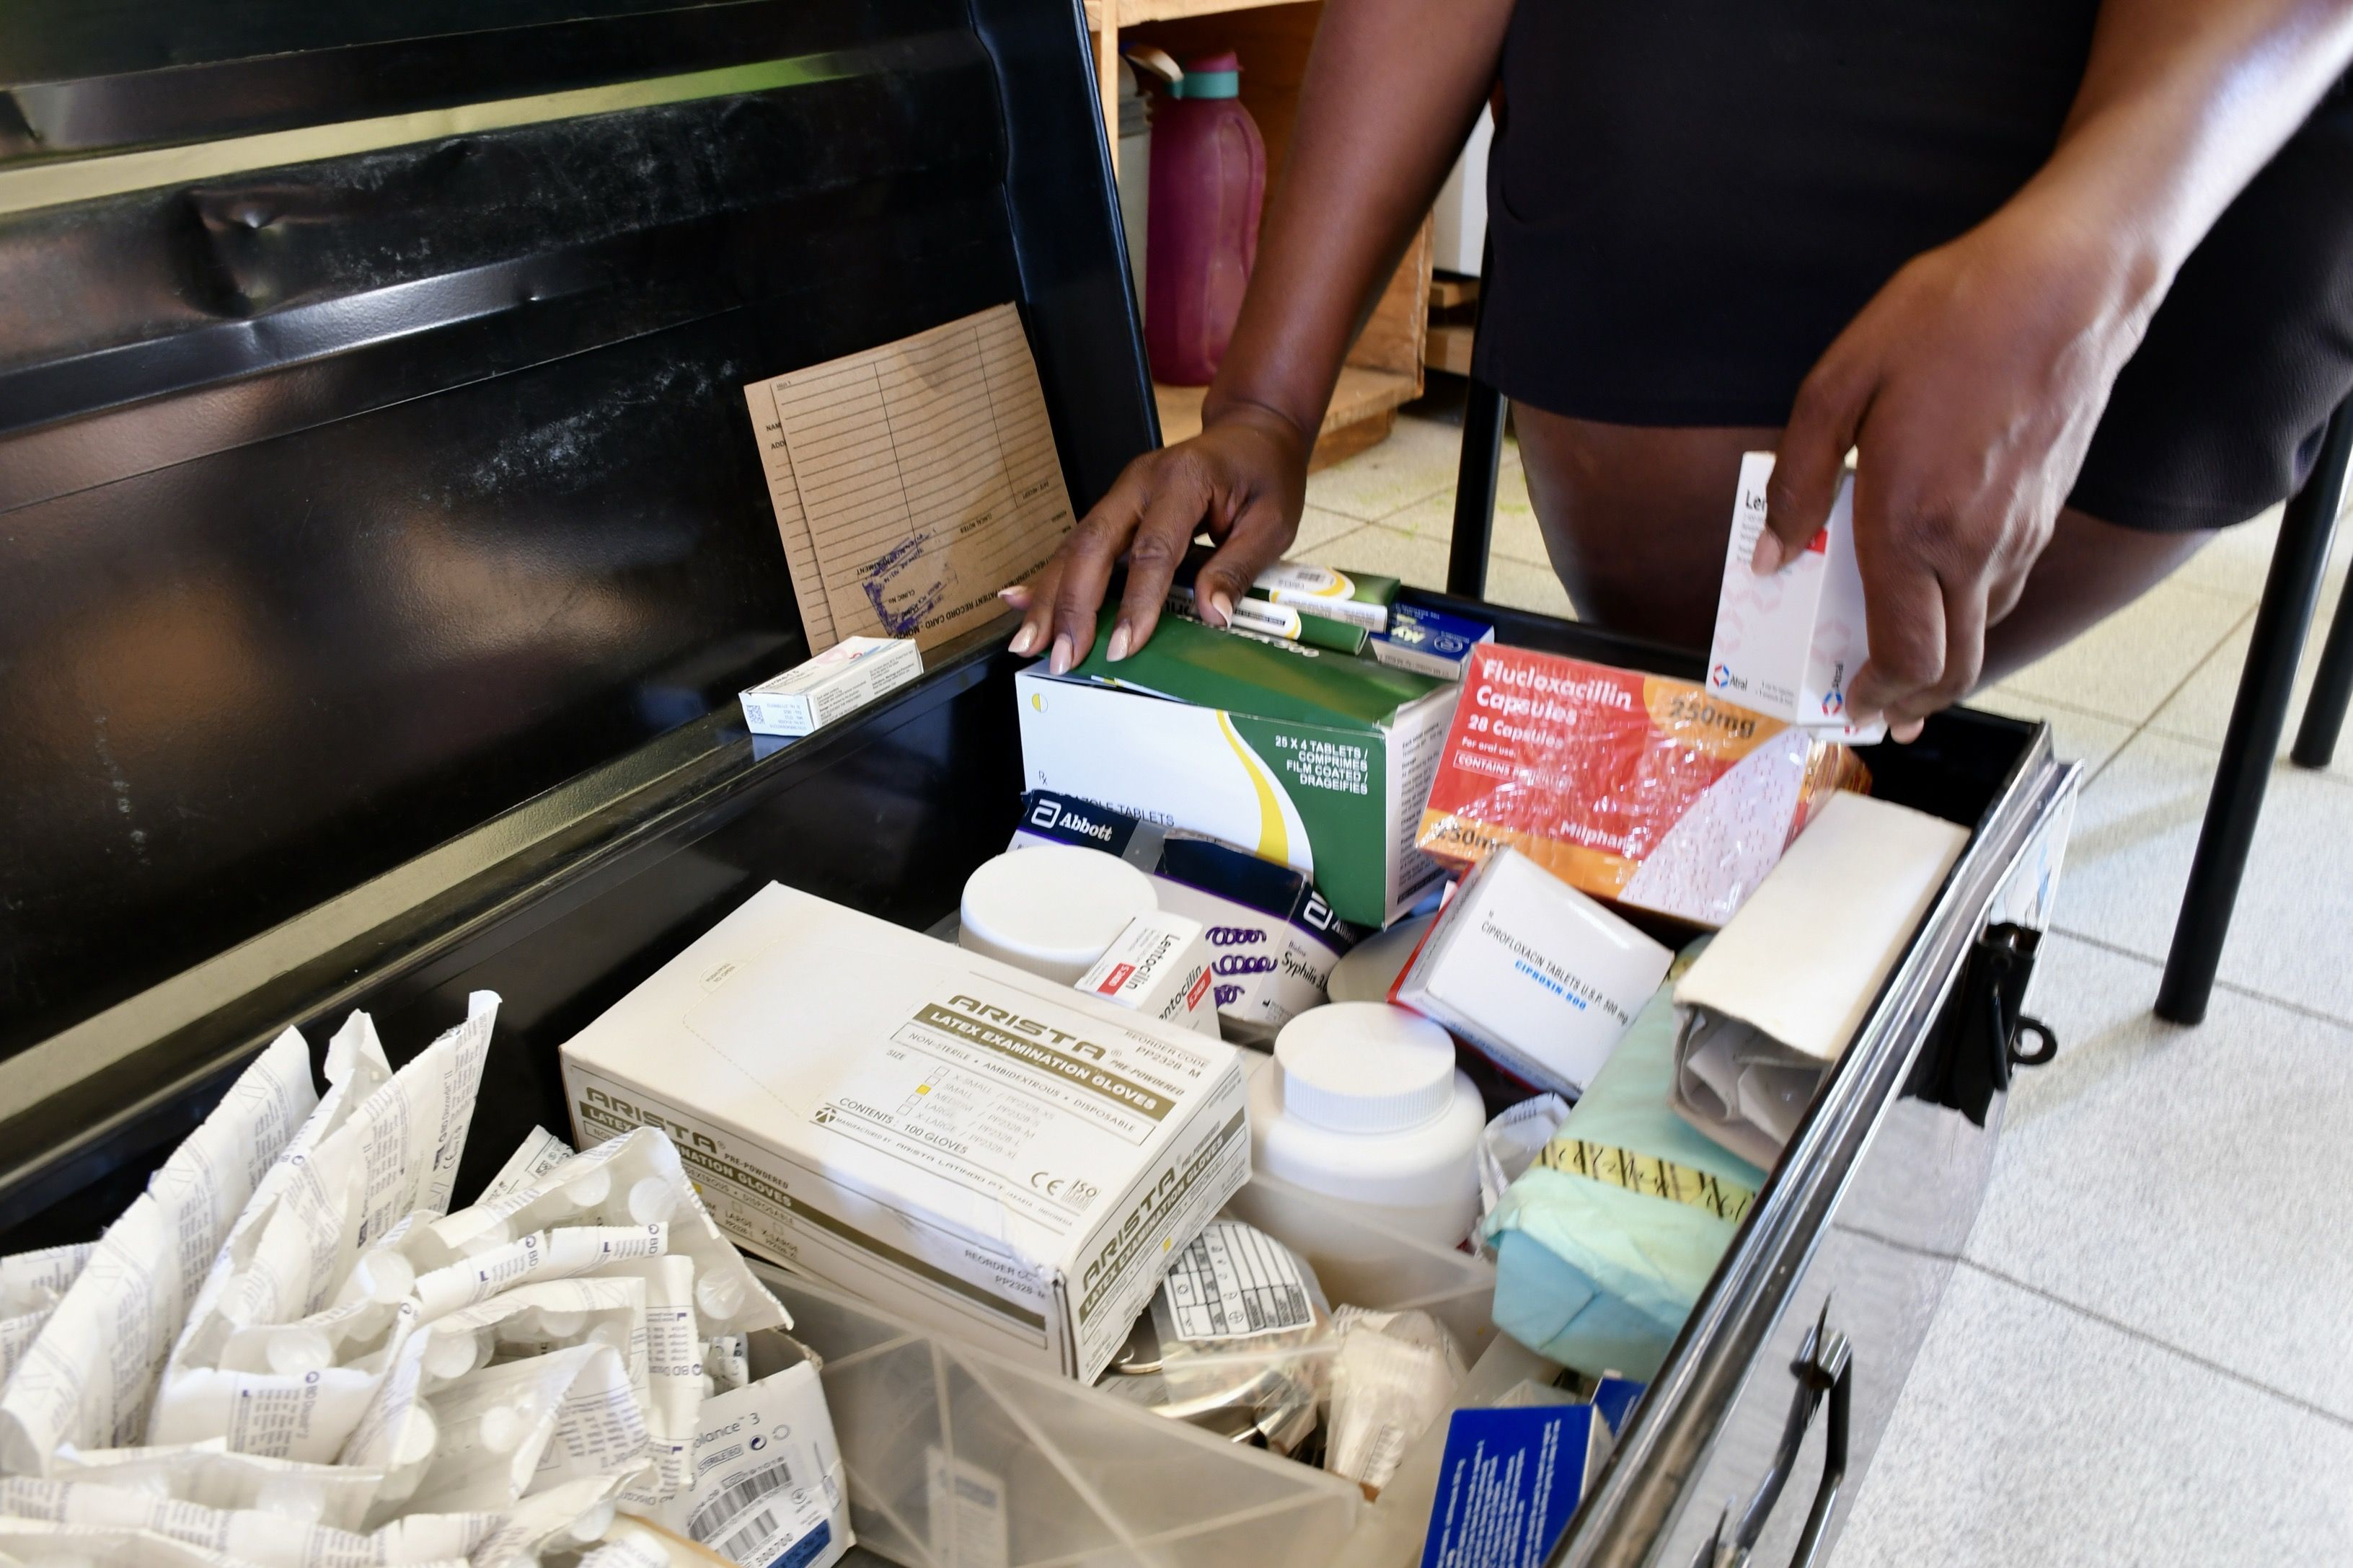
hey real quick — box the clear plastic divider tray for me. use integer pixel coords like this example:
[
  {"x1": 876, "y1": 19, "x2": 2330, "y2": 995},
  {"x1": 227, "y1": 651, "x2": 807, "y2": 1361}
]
[{"x1": 756, "y1": 1168, "x2": 1497, "y2": 1567}]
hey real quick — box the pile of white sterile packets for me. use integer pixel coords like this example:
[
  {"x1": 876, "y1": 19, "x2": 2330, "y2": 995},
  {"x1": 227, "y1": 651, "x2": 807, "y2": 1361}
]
[{"x1": 0, "y1": 993, "x2": 852, "y2": 1568}]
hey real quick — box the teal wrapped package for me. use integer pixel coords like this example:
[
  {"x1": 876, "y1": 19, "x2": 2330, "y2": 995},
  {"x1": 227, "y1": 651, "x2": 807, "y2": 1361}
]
[{"x1": 1484, "y1": 949, "x2": 1764, "y2": 1378}]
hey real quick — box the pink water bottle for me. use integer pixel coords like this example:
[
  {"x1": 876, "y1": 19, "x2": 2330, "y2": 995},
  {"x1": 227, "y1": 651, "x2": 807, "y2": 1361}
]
[{"x1": 1142, "y1": 51, "x2": 1266, "y2": 386}]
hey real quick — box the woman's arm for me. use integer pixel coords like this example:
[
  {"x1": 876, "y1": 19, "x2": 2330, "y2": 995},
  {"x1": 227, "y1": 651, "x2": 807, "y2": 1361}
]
[
  {"x1": 1757, "y1": 0, "x2": 2353, "y2": 738},
  {"x1": 1008, "y1": 0, "x2": 1512, "y2": 671}
]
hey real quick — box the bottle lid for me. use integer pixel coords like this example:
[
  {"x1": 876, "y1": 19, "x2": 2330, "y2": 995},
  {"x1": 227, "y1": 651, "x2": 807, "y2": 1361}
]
[
  {"x1": 958, "y1": 846, "x2": 1157, "y2": 983},
  {"x1": 1176, "y1": 51, "x2": 1241, "y2": 99},
  {"x1": 1273, "y1": 1004, "x2": 1458, "y2": 1134}
]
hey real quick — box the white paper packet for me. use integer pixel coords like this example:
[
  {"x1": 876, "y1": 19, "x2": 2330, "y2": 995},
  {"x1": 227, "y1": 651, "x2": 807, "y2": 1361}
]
[
  {"x1": 0, "y1": 1244, "x2": 96, "y2": 1386},
  {"x1": 346, "y1": 1277, "x2": 650, "y2": 1515},
  {"x1": 477, "y1": 1130, "x2": 576, "y2": 1207},
  {"x1": 409, "y1": 1226, "x2": 668, "y2": 1321},
  {"x1": 579, "y1": 1525, "x2": 674, "y2": 1568},
  {"x1": 402, "y1": 1343, "x2": 645, "y2": 1515},
  {"x1": 50, "y1": 1443, "x2": 381, "y2": 1531},
  {"x1": 0, "y1": 1479, "x2": 469, "y2": 1568},
  {"x1": 593, "y1": 1256, "x2": 701, "y2": 1508},
  {"x1": 456, "y1": 1473, "x2": 632, "y2": 1568},
  {"x1": 0, "y1": 1521, "x2": 257, "y2": 1568},
  {"x1": 146, "y1": 995, "x2": 500, "y2": 1458},
  {"x1": 702, "y1": 1336, "x2": 749, "y2": 1394},
  {"x1": 0, "y1": 1032, "x2": 317, "y2": 1471},
  {"x1": 423, "y1": 1129, "x2": 784, "y2": 1337}
]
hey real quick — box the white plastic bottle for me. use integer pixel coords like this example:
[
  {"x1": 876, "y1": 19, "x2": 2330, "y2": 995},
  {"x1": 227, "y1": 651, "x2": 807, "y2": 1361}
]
[
  {"x1": 1250, "y1": 1003, "x2": 1485, "y2": 1248},
  {"x1": 957, "y1": 844, "x2": 1157, "y2": 983}
]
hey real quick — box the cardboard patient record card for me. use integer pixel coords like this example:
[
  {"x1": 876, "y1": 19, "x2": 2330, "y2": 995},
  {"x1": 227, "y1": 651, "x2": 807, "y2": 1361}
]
[{"x1": 743, "y1": 303, "x2": 1075, "y2": 654}]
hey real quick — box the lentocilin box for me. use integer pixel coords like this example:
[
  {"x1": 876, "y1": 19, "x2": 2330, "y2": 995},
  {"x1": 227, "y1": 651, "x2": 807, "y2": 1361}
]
[
  {"x1": 1415, "y1": 645, "x2": 1868, "y2": 927},
  {"x1": 1009, "y1": 790, "x2": 1362, "y2": 1045},
  {"x1": 1018, "y1": 614, "x2": 1458, "y2": 928},
  {"x1": 1076, "y1": 911, "x2": 1222, "y2": 1037},
  {"x1": 738, "y1": 637, "x2": 922, "y2": 738},
  {"x1": 561, "y1": 882, "x2": 1250, "y2": 1383},
  {"x1": 1705, "y1": 452, "x2": 1883, "y2": 743}
]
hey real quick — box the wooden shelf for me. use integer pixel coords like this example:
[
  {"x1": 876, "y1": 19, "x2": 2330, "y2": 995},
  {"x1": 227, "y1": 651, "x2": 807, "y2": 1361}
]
[
  {"x1": 1426, "y1": 323, "x2": 1475, "y2": 378},
  {"x1": 1152, "y1": 365, "x2": 1419, "y2": 470},
  {"x1": 1084, "y1": 0, "x2": 1303, "y2": 26},
  {"x1": 1429, "y1": 275, "x2": 1479, "y2": 311}
]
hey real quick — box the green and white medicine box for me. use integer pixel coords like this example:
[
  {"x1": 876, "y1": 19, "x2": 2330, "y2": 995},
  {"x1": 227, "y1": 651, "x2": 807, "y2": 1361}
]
[{"x1": 1016, "y1": 614, "x2": 1460, "y2": 927}]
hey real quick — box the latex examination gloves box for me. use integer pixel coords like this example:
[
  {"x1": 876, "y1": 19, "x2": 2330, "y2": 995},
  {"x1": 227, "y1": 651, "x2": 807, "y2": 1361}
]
[
  {"x1": 1017, "y1": 613, "x2": 1460, "y2": 928},
  {"x1": 560, "y1": 882, "x2": 1251, "y2": 1383}
]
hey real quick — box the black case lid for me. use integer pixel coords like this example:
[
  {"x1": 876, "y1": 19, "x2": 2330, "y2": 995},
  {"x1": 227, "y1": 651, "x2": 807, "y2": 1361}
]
[{"x1": 0, "y1": 0, "x2": 1152, "y2": 1069}]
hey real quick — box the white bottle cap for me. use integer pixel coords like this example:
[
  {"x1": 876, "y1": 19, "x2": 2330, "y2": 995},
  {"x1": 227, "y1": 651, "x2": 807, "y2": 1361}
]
[
  {"x1": 393, "y1": 1404, "x2": 439, "y2": 1468},
  {"x1": 957, "y1": 846, "x2": 1157, "y2": 984},
  {"x1": 423, "y1": 1329, "x2": 486, "y2": 1382},
  {"x1": 1273, "y1": 1004, "x2": 1460, "y2": 1134},
  {"x1": 355, "y1": 1249, "x2": 415, "y2": 1305},
  {"x1": 563, "y1": 1166, "x2": 612, "y2": 1209},
  {"x1": 695, "y1": 1269, "x2": 745, "y2": 1320},
  {"x1": 265, "y1": 1325, "x2": 333, "y2": 1377},
  {"x1": 627, "y1": 1177, "x2": 678, "y2": 1226},
  {"x1": 535, "y1": 1308, "x2": 587, "y2": 1339}
]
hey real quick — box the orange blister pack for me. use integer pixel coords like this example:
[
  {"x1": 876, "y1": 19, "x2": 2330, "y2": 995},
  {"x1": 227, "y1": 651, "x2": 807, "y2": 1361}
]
[{"x1": 1414, "y1": 645, "x2": 1869, "y2": 927}]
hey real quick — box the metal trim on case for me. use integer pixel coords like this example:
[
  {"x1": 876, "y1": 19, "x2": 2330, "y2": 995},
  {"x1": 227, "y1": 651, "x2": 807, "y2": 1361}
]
[{"x1": 1553, "y1": 729, "x2": 2082, "y2": 1566}]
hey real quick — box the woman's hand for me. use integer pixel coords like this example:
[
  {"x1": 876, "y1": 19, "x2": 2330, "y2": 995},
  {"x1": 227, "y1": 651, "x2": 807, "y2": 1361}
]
[
  {"x1": 1755, "y1": 200, "x2": 2161, "y2": 739},
  {"x1": 1004, "y1": 402, "x2": 1311, "y2": 671}
]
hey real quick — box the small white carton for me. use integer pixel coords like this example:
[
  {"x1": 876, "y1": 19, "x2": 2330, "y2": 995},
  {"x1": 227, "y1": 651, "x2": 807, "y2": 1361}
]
[
  {"x1": 561, "y1": 882, "x2": 1250, "y2": 1383},
  {"x1": 738, "y1": 637, "x2": 922, "y2": 738},
  {"x1": 1392, "y1": 847, "x2": 1673, "y2": 1097},
  {"x1": 1706, "y1": 452, "x2": 1884, "y2": 744},
  {"x1": 1076, "y1": 912, "x2": 1222, "y2": 1038}
]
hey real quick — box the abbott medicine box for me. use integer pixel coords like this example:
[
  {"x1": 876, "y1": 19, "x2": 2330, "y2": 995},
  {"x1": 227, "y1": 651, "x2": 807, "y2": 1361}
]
[
  {"x1": 1017, "y1": 614, "x2": 1459, "y2": 928},
  {"x1": 1705, "y1": 453, "x2": 1884, "y2": 744},
  {"x1": 561, "y1": 882, "x2": 1250, "y2": 1383}
]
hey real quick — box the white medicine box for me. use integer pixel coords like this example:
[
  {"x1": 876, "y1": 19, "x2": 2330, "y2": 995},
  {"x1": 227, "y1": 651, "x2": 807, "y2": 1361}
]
[{"x1": 1705, "y1": 452, "x2": 1882, "y2": 743}]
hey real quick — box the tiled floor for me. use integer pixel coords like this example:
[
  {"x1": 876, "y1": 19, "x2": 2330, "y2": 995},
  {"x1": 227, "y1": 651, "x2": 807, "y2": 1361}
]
[{"x1": 1300, "y1": 411, "x2": 2353, "y2": 1566}]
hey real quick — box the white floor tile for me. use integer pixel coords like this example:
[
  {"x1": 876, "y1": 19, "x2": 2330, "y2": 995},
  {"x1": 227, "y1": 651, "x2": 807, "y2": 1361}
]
[
  {"x1": 2055, "y1": 728, "x2": 2353, "y2": 1019},
  {"x1": 2174, "y1": 505, "x2": 2284, "y2": 604},
  {"x1": 2173, "y1": 490, "x2": 2353, "y2": 605},
  {"x1": 1964, "y1": 934, "x2": 2353, "y2": 1419},
  {"x1": 2147, "y1": 591, "x2": 2353, "y2": 783},
  {"x1": 1958, "y1": 687, "x2": 2140, "y2": 777},
  {"x1": 1290, "y1": 504, "x2": 1365, "y2": 557},
  {"x1": 1302, "y1": 415, "x2": 1466, "y2": 523},
  {"x1": 1829, "y1": 1267, "x2": 2353, "y2": 1567},
  {"x1": 1997, "y1": 582, "x2": 2248, "y2": 723},
  {"x1": 1378, "y1": 482, "x2": 1552, "y2": 570},
  {"x1": 1293, "y1": 521, "x2": 1451, "y2": 590}
]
